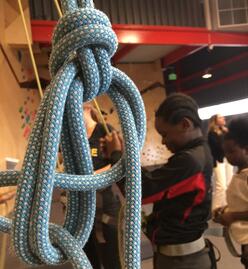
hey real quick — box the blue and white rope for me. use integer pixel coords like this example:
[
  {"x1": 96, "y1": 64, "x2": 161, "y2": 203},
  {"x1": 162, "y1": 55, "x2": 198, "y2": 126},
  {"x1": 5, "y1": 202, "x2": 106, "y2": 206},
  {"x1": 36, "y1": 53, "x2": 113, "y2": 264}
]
[{"x1": 0, "y1": 0, "x2": 146, "y2": 268}]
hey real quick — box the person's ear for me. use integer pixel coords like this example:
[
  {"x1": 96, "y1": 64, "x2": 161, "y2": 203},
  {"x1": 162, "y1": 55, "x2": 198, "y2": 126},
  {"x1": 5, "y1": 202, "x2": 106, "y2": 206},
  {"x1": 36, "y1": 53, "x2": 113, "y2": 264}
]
[{"x1": 180, "y1": 117, "x2": 193, "y2": 130}]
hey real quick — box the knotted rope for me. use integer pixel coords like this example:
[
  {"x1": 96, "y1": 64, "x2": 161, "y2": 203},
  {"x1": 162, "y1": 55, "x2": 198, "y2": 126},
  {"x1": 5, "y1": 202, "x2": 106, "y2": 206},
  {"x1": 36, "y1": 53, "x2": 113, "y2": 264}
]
[{"x1": 0, "y1": 0, "x2": 146, "y2": 268}]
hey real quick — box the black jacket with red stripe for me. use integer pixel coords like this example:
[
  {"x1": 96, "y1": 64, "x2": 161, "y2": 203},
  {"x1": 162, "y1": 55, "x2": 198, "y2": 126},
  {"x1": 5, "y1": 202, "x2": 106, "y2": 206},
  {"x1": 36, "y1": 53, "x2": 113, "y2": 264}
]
[{"x1": 142, "y1": 137, "x2": 213, "y2": 245}]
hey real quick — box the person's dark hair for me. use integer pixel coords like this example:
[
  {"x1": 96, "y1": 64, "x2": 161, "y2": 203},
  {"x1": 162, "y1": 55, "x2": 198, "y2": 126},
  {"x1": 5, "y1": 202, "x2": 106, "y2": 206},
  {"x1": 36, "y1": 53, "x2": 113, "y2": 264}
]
[
  {"x1": 224, "y1": 117, "x2": 248, "y2": 147},
  {"x1": 155, "y1": 93, "x2": 202, "y2": 127}
]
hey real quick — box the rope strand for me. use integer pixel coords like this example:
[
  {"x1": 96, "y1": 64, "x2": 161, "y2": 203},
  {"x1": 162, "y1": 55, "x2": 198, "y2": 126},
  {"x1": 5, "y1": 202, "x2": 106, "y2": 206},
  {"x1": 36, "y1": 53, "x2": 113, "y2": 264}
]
[
  {"x1": 0, "y1": 1, "x2": 146, "y2": 268},
  {"x1": 54, "y1": 0, "x2": 110, "y2": 135}
]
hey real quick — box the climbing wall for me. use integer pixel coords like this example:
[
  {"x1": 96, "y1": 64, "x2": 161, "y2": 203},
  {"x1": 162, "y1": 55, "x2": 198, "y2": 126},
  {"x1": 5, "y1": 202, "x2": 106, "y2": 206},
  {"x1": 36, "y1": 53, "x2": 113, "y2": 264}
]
[
  {"x1": 0, "y1": 0, "x2": 40, "y2": 170},
  {"x1": 0, "y1": 49, "x2": 39, "y2": 215},
  {"x1": 0, "y1": 0, "x2": 40, "y2": 216},
  {"x1": 141, "y1": 87, "x2": 172, "y2": 167}
]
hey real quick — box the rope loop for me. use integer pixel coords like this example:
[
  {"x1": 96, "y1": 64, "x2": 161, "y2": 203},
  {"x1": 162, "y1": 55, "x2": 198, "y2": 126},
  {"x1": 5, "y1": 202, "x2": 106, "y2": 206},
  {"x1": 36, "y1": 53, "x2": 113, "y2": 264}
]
[
  {"x1": 0, "y1": 0, "x2": 146, "y2": 268},
  {"x1": 49, "y1": 7, "x2": 118, "y2": 100}
]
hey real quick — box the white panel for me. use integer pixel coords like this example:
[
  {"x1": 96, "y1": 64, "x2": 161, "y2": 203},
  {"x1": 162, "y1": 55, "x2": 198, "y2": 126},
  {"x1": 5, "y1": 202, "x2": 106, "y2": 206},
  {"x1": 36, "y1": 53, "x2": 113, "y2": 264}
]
[{"x1": 120, "y1": 45, "x2": 179, "y2": 63}]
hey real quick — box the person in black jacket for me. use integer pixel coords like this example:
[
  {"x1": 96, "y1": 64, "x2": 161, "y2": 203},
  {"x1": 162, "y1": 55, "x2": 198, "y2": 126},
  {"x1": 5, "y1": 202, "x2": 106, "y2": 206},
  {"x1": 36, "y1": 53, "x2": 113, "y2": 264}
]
[
  {"x1": 83, "y1": 103, "x2": 122, "y2": 269},
  {"x1": 103, "y1": 93, "x2": 214, "y2": 269}
]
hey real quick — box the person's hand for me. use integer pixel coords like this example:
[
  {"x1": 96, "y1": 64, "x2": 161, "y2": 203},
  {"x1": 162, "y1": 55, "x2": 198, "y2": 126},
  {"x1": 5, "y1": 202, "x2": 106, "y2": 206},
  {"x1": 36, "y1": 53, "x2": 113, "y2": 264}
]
[
  {"x1": 100, "y1": 131, "x2": 123, "y2": 159},
  {"x1": 217, "y1": 212, "x2": 234, "y2": 226},
  {"x1": 212, "y1": 207, "x2": 224, "y2": 221},
  {"x1": 212, "y1": 206, "x2": 227, "y2": 223},
  {"x1": 213, "y1": 207, "x2": 233, "y2": 226},
  {"x1": 221, "y1": 126, "x2": 228, "y2": 133}
]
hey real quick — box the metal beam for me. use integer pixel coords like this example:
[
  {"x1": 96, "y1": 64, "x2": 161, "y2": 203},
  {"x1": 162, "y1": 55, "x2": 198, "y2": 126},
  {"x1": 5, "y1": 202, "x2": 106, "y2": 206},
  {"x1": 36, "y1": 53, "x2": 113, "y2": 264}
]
[
  {"x1": 31, "y1": 20, "x2": 55, "y2": 44},
  {"x1": 113, "y1": 25, "x2": 248, "y2": 46},
  {"x1": 162, "y1": 46, "x2": 205, "y2": 67},
  {"x1": 112, "y1": 44, "x2": 139, "y2": 64},
  {"x1": 182, "y1": 69, "x2": 248, "y2": 95},
  {"x1": 31, "y1": 20, "x2": 248, "y2": 46}
]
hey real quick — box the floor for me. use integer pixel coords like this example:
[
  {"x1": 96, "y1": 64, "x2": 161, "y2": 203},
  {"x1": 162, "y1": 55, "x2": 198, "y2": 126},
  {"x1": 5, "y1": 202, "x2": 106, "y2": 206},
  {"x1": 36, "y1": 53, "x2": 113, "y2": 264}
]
[
  {"x1": 0, "y1": 194, "x2": 244, "y2": 269},
  {"x1": 1, "y1": 225, "x2": 243, "y2": 269}
]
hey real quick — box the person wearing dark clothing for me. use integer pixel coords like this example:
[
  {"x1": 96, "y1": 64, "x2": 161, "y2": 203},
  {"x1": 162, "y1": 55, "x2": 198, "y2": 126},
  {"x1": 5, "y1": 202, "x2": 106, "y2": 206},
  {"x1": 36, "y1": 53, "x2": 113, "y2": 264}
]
[
  {"x1": 83, "y1": 103, "x2": 121, "y2": 269},
  {"x1": 208, "y1": 129, "x2": 225, "y2": 167},
  {"x1": 104, "y1": 93, "x2": 215, "y2": 269},
  {"x1": 142, "y1": 137, "x2": 212, "y2": 245},
  {"x1": 89, "y1": 123, "x2": 114, "y2": 169}
]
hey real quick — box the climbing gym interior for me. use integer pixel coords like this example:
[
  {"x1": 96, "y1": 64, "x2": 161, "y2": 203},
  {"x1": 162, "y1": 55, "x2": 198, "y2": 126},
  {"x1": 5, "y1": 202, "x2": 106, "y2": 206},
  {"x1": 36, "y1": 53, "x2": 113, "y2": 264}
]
[{"x1": 0, "y1": 1, "x2": 248, "y2": 268}]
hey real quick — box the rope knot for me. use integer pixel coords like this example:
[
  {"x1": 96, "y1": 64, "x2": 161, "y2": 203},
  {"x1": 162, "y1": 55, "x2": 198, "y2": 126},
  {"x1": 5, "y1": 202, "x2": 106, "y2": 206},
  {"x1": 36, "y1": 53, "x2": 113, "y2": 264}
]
[
  {"x1": 0, "y1": 1, "x2": 146, "y2": 268},
  {"x1": 49, "y1": 8, "x2": 118, "y2": 100}
]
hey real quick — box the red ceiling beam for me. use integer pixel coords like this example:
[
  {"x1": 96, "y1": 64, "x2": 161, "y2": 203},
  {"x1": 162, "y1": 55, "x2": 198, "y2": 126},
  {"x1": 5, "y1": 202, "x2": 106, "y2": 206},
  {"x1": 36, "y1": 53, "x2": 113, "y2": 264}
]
[
  {"x1": 210, "y1": 31, "x2": 248, "y2": 46},
  {"x1": 114, "y1": 24, "x2": 248, "y2": 46},
  {"x1": 112, "y1": 44, "x2": 139, "y2": 64},
  {"x1": 31, "y1": 20, "x2": 55, "y2": 44},
  {"x1": 162, "y1": 46, "x2": 205, "y2": 67},
  {"x1": 31, "y1": 20, "x2": 248, "y2": 46},
  {"x1": 182, "y1": 69, "x2": 248, "y2": 95},
  {"x1": 181, "y1": 50, "x2": 248, "y2": 83}
]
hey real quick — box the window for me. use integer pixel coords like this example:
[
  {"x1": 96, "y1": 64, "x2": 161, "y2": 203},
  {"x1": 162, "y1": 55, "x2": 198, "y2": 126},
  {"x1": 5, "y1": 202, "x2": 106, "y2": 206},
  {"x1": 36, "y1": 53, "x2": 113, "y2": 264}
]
[{"x1": 217, "y1": 0, "x2": 248, "y2": 26}]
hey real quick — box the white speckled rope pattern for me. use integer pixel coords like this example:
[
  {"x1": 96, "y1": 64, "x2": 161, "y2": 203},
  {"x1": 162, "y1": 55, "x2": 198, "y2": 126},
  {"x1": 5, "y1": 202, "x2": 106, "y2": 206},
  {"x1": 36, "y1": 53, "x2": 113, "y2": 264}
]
[{"x1": 0, "y1": 1, "x2": 146, "y2": 268}]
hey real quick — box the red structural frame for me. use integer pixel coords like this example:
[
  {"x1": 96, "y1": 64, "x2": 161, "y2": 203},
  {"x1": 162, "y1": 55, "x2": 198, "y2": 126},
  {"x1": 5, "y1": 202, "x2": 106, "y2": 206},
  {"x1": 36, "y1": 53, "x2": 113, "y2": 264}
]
[
  {"x1": 162, "y1": 46, "x2": 206, "y2": 67},
  {"x1": 31, "y1": 20, "x2": 248, "y2": 47},
  {"x1": 31, "y1": 20, "x2": 248, "y2": 92}
]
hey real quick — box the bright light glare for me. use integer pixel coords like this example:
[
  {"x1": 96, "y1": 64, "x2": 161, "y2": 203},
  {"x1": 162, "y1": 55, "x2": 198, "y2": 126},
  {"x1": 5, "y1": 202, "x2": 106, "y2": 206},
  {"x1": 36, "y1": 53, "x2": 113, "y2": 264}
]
[
  {"x1": 202, "y1": 73, "x2": 212, "y2": 79},
  {"x1": 121, "y1": 34, "x2": 139, "y2": 44},
  {"x1": 198, "y1": 98, "x2": 248, "y2": 120}
]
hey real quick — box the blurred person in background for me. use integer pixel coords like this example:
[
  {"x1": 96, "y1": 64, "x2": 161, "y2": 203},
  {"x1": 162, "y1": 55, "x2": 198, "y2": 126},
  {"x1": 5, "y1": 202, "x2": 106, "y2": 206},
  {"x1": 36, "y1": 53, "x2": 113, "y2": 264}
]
[{"x1": 208, "y1": 114, "x2": 233, "y2": 211}]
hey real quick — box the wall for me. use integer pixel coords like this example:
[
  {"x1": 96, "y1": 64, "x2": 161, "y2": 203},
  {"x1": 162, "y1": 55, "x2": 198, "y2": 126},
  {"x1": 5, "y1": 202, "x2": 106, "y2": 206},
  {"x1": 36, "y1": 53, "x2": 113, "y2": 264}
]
[
  {"x1": 96, "y1": 60, "x2": 171, "y2": 167},
  {"x1": 0, "y1": 0, "x2": 40, "y2": 215},
  {"x1": 0, "y1": 49, "x2": 40, "y2": 170},
  {"x1": 0, "y1": 0, "x2": 40, "y2": 170}
]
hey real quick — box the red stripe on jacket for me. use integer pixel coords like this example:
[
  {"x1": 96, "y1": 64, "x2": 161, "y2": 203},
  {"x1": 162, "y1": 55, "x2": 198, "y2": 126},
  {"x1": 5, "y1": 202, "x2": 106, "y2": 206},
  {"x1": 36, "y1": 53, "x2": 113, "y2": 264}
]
[
  {"x1": 167, "y1": 172, "x2": 206, "y2": 222},
  {"x1": 142, "y1": 189, "x2": 167, "y2": 205},
  {"x1": 142, "y1": 172, "x2": 206, "y2": 222}
]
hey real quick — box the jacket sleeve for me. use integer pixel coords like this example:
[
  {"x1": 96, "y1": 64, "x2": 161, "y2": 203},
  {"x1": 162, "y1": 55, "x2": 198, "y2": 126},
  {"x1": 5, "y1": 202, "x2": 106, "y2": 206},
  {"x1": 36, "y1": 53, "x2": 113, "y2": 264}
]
[
  {"x1": 142, "y1": 153, "x2": 200, "y2": 204},
  {"x1": 208, "y1": 131, "x2": 224, "y2": 165},
  {"x1": 110, "y1": 151, "x2": 122, "y2": 165}
]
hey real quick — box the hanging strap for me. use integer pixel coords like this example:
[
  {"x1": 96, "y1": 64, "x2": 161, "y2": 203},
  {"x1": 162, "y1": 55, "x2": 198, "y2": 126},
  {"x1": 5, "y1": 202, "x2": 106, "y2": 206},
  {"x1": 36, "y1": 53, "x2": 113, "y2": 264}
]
[{"x1": 223, "y1": 227, "x2": 241, "y2": 257}]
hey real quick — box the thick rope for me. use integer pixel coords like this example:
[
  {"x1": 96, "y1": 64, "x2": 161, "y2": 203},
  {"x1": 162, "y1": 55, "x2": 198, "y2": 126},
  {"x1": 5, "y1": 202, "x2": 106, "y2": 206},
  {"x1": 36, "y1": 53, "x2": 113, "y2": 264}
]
[
  {"x1": 0, "y1": 202, "x2": 9, "y2": 269},
  {"x1": 0, "y1": 0, "x2": 146, "y2": 268},
  {"x1": 53, "y1": 0, "x2": 111, "y2": 135}
]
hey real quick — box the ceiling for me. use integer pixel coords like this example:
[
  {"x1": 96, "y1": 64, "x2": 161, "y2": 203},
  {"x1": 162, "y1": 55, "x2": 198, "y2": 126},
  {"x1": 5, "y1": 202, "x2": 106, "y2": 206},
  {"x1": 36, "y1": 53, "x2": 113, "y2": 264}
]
[
  {"x1": 164, "y1": 46, "x2": 248, "y2": 107},
  {"x1": 117, "y1": 45, "x2": 179, "y2": 63}
]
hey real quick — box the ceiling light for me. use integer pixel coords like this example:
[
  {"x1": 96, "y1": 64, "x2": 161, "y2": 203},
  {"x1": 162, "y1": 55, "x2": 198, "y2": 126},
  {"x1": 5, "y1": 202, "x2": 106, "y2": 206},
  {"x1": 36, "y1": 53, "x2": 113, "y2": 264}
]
[
  {"x1": 121, "y1": 34, "x2": 139, "y2": 43},
  {"x1": 202, "y1": 73, "x2": 212, "y2": 79},
  {"x1": 202, "y1": 68, "x2": 212, "y2": 79}
]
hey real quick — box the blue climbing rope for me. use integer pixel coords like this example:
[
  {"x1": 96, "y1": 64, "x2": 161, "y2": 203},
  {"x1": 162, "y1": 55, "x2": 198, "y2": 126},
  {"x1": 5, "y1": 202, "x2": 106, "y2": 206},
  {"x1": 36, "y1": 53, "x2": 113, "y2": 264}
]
[{"x1": 0, "y1": 0, "x2": 146, "y2": 268}]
